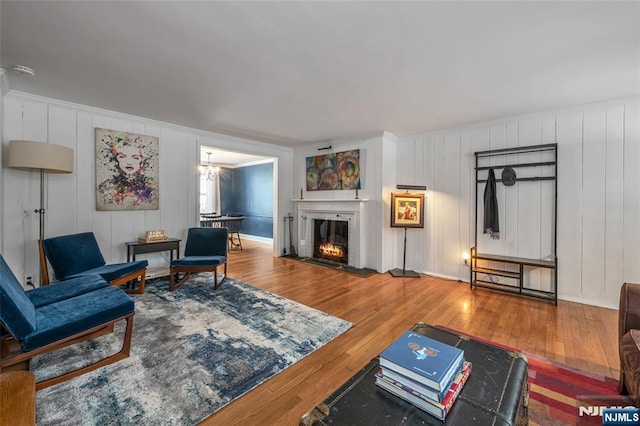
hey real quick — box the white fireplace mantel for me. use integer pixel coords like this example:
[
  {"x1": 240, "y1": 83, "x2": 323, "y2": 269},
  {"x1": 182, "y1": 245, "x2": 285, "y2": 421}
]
[{"x1": 292, "y1": 198, "x2": 369, "y2": 269}]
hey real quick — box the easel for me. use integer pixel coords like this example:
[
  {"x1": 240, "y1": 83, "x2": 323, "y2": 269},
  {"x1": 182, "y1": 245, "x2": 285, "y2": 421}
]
[
  {"x1": 389, "y1": 226, "x2": 420, "y2": 278},
  {"x1": 388, "y1": 184, "x2": 426, "y2": 279}
]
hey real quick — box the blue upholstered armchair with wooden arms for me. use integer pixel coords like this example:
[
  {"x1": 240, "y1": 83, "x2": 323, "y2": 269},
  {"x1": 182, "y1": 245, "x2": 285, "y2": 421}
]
[
  {"x1": 40, "y1": 232, "x2": 148, "y2": 294},
  {"x1": 0, "y1": 255, "x2": 135, "y2": 390},
  {"x1": 170, "y1": 227, "x2": 228, "y2": 291}
]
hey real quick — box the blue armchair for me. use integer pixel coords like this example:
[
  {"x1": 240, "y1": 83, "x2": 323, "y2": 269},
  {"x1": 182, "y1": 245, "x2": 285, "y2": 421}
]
[
  {"x1": 0, "y1": 255, "x2": 135, "y2": 390},
  {"x1": 40, "y1": 232, "x2": 148, "y2": 294},
  {"x1": 170, "y1": 227, "x2": 228, "y2": 291}
]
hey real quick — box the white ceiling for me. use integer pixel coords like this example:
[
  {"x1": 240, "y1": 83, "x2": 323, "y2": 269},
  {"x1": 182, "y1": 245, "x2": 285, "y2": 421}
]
[{"x1": 1, "y1": 1, "x2": 639, "y2": 146}]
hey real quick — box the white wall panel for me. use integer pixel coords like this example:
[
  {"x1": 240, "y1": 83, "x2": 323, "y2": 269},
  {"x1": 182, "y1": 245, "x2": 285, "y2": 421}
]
[
  {"x1": 423, "y1": 136, "x2": 436, "y2": 274},
  {"x1": 143, "y1": 125, "x2": 164, "y2": 234},
  {"x1": 487, "y1": 125, "x2": 507, "y2": 260},
  {"x1": 2, "y1": 98, "x2": 31, "y2": 282},
  {"x1": 443, "y1": 133, "x2": 461, "y2": 278},
  {"x1": 471, "y1": 128, "x2": 490, "y2": 253},
  {"x1": 459, "y1": 131, "x2": 472, "y2": 279},
  {"x1": 539, "y1": 117, "x2": 557, "y2": 292},
  {"x1": 517, "y1": 119, "x2": 542, "y2": 289},
  {"x1": 604, "y1": 105, "x2": 625, "y2": 307},
  {"x1": 433, "y1": 135, "x2": 444, "y2": 274},
  {"x1": 554, "y1": 111, "x2": 583, "y2": 301},
  {"x1": 624, "y1": 101, "x2": 640, "y2": 284},
  {"x1": 504, "y1": 123, "x2": 519, "y2": 259},
  {"x1": 413, "y1": 139, "x2": 428, "y2": 273},
  {"x1": 47, "y1": 106, "x2": 77, "y2": 238},
  {"x1": 379, "y1": 133, "x2": 398, "y2": 272},
  {"x1": 397, "y1": 138, "x2": 416, "y2": 269},
  {"x1": 581, "y1": 109, "x2": 607, "y2": 303}
]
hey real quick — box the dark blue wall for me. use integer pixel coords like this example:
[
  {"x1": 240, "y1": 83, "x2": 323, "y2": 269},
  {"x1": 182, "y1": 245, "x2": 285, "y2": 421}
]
[{"x1": 219, "y1": 163, "x2": 273, "y2": 238}]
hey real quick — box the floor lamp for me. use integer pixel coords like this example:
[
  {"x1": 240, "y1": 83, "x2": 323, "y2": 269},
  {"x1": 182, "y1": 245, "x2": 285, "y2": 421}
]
[{"x1": 8, "y1": 140, "x2": 74, "y2": 284}]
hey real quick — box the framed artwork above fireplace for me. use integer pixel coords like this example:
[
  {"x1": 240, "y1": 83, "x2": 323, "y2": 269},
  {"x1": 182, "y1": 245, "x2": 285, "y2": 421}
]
[{"x1": 305, "y1": 149, "x2": 360, "y2": 191}]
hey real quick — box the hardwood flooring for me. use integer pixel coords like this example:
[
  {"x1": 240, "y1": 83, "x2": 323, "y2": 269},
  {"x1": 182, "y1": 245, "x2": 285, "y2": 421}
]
[{"x1": 203, "y1": 240, "x2": 619, "y2": 425}]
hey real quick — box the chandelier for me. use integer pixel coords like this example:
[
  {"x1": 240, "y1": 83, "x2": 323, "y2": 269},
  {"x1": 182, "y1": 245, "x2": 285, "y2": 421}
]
[{"x1": 199, "y1": 152, "x2": 219, "y2": 181}]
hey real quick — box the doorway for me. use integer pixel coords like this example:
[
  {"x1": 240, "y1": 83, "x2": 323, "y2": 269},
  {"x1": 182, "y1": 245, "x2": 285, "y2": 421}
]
[{"x1": 198, "y1": 146, "x2": 276, "y2": 245}]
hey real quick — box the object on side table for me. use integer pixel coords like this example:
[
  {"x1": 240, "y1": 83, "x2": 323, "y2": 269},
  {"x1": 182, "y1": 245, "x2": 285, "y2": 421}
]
[
  {"x1": 40, "y1": 231, "x2": 148, "y2": 294},
  {"x1": 170, "y1": 227, "x2": 228, "y2": 291},
  {"x1": 375, "y1": 360, "x2": 472, "y2": 420},
  {"x1": 379, "y1": 330, "x2": 464, "y2": 392},
  {"x1": 0, "y1": 371, "x2": 35, "y2": 426},
  {"x1": 138, "y1": 229, "x2": 168, "y2": 243},
  {"x1": 0, "y1": 255, "x2": 135, "y2": 390},
  {"x1": 619, "y1": 282, "x2": 640, "y2": 406}
]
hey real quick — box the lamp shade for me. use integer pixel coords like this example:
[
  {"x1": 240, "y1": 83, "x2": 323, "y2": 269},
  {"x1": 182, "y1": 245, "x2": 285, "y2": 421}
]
[{"x1": 8, "y1": 140, "x2": 73, "y2": 173}]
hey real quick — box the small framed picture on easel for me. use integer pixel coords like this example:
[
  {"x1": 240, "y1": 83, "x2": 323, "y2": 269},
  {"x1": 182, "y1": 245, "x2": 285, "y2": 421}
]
[{"x1": 390, "y1": 193, "x2": 425, "y2": 228}]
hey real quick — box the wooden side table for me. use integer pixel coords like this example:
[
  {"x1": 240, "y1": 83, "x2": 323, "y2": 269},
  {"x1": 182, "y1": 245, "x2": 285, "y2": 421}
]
[
  {"x1": 126, "y1": 238, "x2": 181, "y2": 262},
  {"x1": 125, "y1": 238, "x2": 181, "y2": 278}
]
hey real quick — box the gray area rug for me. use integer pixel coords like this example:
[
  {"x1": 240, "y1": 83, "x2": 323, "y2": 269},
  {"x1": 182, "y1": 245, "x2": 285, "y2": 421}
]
[{"x1": 33, "y1": 274, "x2": 353, "y2": 425}]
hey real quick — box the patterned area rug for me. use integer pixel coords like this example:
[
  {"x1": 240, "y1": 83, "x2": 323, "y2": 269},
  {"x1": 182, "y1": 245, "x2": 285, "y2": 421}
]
[
  {"x1": 527, "y1": 353, "x2": 633, "y2": 425},
  {"x1": 434, "y1": 325, "x2": 634, "y2": 425},
  {"x1": 33, "y1": 274, "x2": 353, "y2": 425}
]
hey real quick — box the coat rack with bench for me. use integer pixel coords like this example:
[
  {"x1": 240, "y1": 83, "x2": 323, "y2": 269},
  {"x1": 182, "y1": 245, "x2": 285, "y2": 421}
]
[{"x1": 471, "y1": 143, "x2": 558, "y2": 304}]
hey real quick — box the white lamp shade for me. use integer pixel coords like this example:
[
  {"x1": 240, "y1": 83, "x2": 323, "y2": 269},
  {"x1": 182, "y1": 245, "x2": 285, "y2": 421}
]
[{"x1": 8, "y1": 140, "x2": 73, "y2": 173}]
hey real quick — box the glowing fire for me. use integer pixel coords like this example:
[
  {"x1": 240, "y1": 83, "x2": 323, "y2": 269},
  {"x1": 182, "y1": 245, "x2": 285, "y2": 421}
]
[{"x1": 319, "y1": 242, "x2": 345, "y2": 259}]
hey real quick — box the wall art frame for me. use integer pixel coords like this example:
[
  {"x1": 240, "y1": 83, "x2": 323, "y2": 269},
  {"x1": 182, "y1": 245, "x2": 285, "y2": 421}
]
[
  {"x1": 306, "y1": 149, "x2": 361, "y2": 191},
  {"x1": 390, "y1": 192, "x2": 425, "y2": 228},
  {"x1": 95, "y1": 128, "x2": 159, "y2": 211}
]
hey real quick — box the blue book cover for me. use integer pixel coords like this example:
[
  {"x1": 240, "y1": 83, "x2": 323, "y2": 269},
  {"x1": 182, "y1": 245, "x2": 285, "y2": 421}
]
[{"x1": 379, "y1": 331, "x2": 464, "y2": 391}]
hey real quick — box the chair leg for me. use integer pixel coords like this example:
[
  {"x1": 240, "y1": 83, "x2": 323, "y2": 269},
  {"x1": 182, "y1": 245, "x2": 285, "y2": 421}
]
[
  {"x1": 169, "y1": 270, "x2": 191, "y2": 291},
  {"x1": 214, "y1": 263, "x2": 228, "y2": 290},
  {"x1": 228, "y1": 232, "x2": 242, "y2": 251},
  {"x1": 110, "y1": 269, "x2": 147, "y2": 295}
]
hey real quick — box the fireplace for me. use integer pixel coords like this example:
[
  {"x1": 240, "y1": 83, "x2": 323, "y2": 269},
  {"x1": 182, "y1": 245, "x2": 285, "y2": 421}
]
[
  {"x1": 313, "y1": 219, "x2": 349, "y2": 264},
  {"x1": 294, "y1": 198, "x2": 368, "y2": 269}
]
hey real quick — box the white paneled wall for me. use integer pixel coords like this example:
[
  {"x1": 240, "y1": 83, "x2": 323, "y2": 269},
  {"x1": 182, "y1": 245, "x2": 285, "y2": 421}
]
[
  {"x1": 398, "y1": 97, "x2": 640, "y2": 308},
  {"x1": 2, "y1": 85, "x2": 637, "y2": 309},
  {"x1": 2, "y1": 91, "x2": 293, "y2": 285}
]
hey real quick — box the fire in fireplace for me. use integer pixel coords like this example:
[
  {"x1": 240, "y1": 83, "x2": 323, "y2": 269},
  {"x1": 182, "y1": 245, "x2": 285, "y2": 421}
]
[{"x1": 313, "y1": 219, "x2": 348, "y2": 264}]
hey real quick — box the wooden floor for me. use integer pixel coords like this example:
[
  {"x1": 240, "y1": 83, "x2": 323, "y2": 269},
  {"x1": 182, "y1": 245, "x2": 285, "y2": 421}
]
[{"x1": 203, "y1": 240, "x2": 619, "y2": 425}]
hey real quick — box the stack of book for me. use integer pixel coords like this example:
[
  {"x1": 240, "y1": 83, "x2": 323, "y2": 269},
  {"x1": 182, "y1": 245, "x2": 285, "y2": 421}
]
[{"x1": 375, "y1": 331, "x2": 472, "y2": 420}]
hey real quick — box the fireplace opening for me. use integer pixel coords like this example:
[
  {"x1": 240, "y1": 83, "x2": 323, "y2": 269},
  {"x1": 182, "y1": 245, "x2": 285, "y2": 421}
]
[{"x1": 313, "y1": 219, "x2": 348, "y2": 264}]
